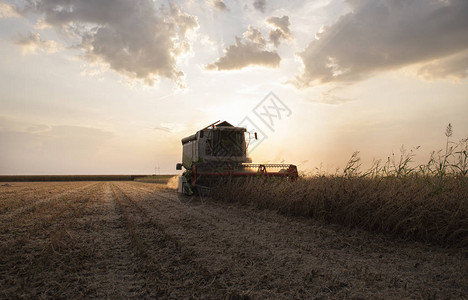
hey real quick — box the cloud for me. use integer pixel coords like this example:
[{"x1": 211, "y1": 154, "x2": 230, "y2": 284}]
[
  {"x1": 417, "y1": 50, "x2": 468, "y2": 80},
  {"x1": 266, "y1": 15, "x2": 293, "y2": 47},
  {"x1": 242, "y1": 26, "x2": 267, "y2": 47},
  {"x1": 318, "y1": 88, "x2": 356, "y2": 105},
  {"x1": 16, "y1": 0, "x2": 198, "y2": 87},
  {"x1": 153, "y1": 126, "x2": 172, "y2": 133},
  {"x1": 27, "y1": 124, "x2": 50, "y2": 133},
  {"x1": 253, "y1": 0, "x2": 266, "y2": 13},
  {"x1": 0, "y1": 1, "x2": 19, "y2": 18},
  {"x1": 206, "y1": 26, "x2": 280, "y2": 70},
  {"x1": 14, "y1": 32, "x2": 59, "y2": 55},
  {"x1": 212, "y1": 0, "x2": 228, "y2": 12},
  {"x1": 294, "y1": 0, "x2": 468, "y2": 87}
]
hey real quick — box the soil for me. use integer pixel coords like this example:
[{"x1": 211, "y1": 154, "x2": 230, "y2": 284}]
[{"x1": 0, "y1": 181, "x2": 466, "y2": 299}]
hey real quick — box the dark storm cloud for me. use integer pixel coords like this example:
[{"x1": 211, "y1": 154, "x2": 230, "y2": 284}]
[
  {"x1": 294, "y1": 0, "x2": 468, "y2": 87},
  {"x1": 17, "y1": 0, "x2": 198, "y2": 86},
  {"x1": 206, "y1": 26, "x2": 280, "y2": 71}
]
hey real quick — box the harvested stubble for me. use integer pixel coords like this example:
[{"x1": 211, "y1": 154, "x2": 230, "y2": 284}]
[
  {"x1": 1, "y1": 182, "x2": 467, "y2": 298},
  {"x1": 211, "y1": 175, "x2": 468, "y2": 247},
  {"x1": 0, "y1": 175, "x2": 150, "y2": 182}
]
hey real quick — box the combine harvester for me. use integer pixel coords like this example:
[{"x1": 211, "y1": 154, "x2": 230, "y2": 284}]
[{"x1": 176, "y1": 121, "x2": 298, "y2": 195}]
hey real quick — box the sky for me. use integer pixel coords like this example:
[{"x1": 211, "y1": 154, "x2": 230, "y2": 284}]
[{"x1": 0, "y1": 0, "x2": 467, "y2": 175}]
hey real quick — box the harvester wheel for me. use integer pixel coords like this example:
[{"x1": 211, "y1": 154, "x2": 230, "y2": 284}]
[{"x1": 182, "y1": 182, "x2": 193, "y2": 195}]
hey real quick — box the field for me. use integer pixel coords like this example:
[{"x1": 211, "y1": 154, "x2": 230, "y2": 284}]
[
  {"x1": 0, "y1": 181, "x2": 466, "y2": 299},
  {"x1": 0, "y1": 175, "x2": 152, "y2": 182}
]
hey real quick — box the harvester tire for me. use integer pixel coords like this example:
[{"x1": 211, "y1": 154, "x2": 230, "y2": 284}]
[{"x1": 182, "y1": 182, "x2": 193, "y2": 196}]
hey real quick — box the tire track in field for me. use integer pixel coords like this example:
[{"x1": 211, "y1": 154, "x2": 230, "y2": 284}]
[
  {"x1": 74, "y1": 183, "x2": 147, "y2": 298},
  {"x1": 116, "y1": 182, "x2": 272, "y2": 298},
  {"x1": 110, "y1": 183, "x2": 227, "y2": 298},
  {"x1": 116, "y1": 183, "x2": 289, "y2": 298},
  {"x1": 118, "y1": 182, "x2": 468, "y2": 299}
]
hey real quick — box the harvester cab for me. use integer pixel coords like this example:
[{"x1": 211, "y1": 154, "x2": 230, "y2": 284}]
[{"x1": 176, "y1": 121, "x2": 298, "y2": 195}]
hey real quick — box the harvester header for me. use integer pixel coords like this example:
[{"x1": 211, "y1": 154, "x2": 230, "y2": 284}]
[{"x1": 176, "y1": 121, "x2": 298, "y2": 195}]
